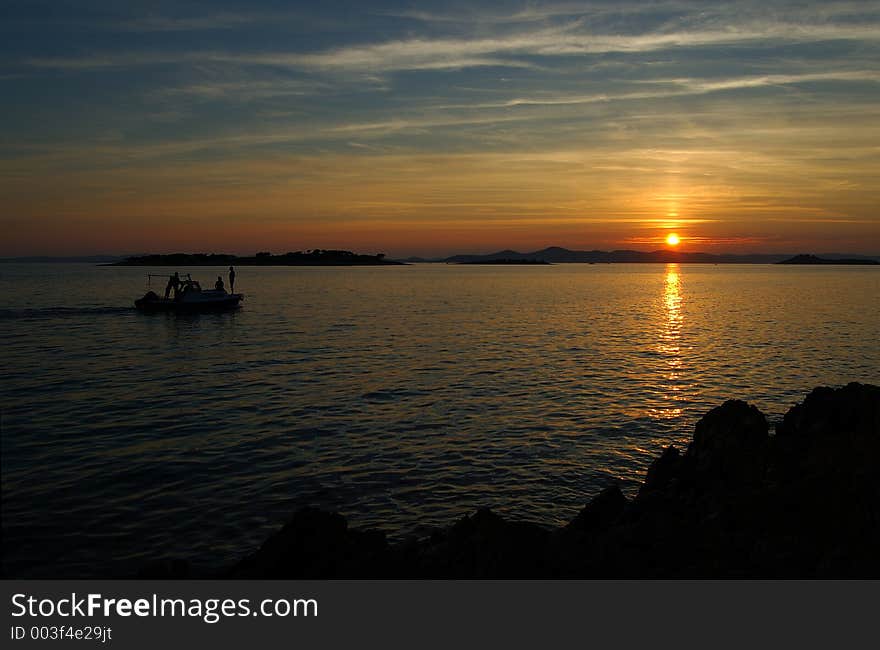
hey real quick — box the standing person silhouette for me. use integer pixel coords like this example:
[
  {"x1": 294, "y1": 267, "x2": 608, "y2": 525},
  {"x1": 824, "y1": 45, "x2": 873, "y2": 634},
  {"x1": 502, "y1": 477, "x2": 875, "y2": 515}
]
[
  {"x1": 228, "y1": 266, "x2": 236, "y2": 293},
  {"x1": 164, "y1": 272, "x2": 180, "y2": 299}
]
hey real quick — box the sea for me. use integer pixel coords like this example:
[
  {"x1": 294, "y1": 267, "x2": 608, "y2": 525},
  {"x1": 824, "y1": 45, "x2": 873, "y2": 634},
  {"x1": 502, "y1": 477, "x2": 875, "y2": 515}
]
[{"x1": 1, "y1": 262, "x2": 878, "y2": 576}]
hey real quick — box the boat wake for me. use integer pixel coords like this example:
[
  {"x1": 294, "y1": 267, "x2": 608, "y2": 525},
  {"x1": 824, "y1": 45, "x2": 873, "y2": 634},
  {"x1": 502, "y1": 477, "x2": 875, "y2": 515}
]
[{"x1": 0, "y1": 306, "x2": 134, "y2": 320}]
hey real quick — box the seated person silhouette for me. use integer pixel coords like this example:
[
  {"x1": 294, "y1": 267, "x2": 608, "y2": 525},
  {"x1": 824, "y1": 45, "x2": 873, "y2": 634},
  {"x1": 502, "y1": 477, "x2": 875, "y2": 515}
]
[{"x1": 215, "y1": 276, "x2": 225, "y2": 291}]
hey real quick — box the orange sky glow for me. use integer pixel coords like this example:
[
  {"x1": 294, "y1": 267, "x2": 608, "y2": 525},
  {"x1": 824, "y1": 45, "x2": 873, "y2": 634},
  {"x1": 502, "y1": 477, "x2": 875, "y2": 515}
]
[{"x1": 2, "y1": 2, "x2": 879, "y2": 257}]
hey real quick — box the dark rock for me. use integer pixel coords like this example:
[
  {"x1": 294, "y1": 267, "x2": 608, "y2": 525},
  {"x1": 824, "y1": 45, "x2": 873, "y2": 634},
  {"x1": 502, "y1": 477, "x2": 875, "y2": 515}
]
[
  {"x1": 566, "y1": 485, "x2": 627, "y2": 533},
  {"x1": 690, "y1": 399, "x2": 768, "y2": 457},
  {"x1": 231, "y1": 507, "x2": 389, "y2": 578},
  {"x1": 776, "y1": 382, "x2": 880, "y2": 440},
  {"x1": 686, "y1": 399, "x2": 768, "y2": 485},
  {"x1": 641, "y1": 445, "x2": 682, "y2": 494},
  {"x1": 412, "y1": 508, "x2": 552, "y2": 578}
]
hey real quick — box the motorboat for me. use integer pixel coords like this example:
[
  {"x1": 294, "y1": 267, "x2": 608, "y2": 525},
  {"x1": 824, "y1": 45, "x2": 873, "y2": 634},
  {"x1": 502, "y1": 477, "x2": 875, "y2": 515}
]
[{"x1": 135, "y1": 274, "x2": 243, "y2": 312}]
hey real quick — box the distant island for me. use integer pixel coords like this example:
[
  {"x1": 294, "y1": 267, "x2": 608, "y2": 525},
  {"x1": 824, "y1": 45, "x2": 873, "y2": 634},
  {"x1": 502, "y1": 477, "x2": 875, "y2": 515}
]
[
  {"x1": 441, "y1": 246, "x2": 880, "y2": 264},
  {"x1": 112, "y1": 250, "x2": 403, "y2": 266},
  {"x1": 459, "y1": 258, "x2": 551, "y2": 265},
  {"x1": 776, "y1": 254, "x2": 879, "y2": 265}
]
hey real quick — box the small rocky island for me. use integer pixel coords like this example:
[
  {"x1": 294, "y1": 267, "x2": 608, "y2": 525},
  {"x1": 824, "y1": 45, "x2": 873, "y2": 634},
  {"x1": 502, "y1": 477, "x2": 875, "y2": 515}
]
[
  {"x1": 777, "y1": 254, "x2": 878, "y2": 265},
  {"x1": 114, "y1": 250, "x2": 403, "y2": 266},
  {"x1": 142, "y1": 383, "x2": 880, "y2": 579}
]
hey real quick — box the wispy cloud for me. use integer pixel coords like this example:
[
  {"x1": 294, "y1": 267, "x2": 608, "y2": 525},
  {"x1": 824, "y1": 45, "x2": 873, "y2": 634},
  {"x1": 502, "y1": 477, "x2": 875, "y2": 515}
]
[
  {"x1": 655, "y1": 70, "x2": 880, "y2": 92},
  {"x1": 423, "y1": 69, "x2": 880, "y2": 113},
  {"x1": 152, "y1": 78, "x2": 328, "y2": 102},
  {"x1": 385, "y1": 1, "x2": 875, "y2": 27},
  {"x1": 24, "y1": 15, "x2": 880, "y2": 74}
]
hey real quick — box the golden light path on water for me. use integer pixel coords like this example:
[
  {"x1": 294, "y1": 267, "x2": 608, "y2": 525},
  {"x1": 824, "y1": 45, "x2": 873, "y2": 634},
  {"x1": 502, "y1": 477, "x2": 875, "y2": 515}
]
[{"x1": 651, "y1": 263, "x2": 689, "y2": 420}]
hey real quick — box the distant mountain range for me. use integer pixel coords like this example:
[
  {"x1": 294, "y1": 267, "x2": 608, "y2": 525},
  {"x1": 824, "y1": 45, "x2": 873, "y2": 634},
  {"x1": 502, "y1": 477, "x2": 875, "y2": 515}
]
[
  {"x1": 422, "y1": 247, "x2": 880, "y2": 265},
  {"x1": 777, "y1": 254, "x2": 879, "y2": 265}
]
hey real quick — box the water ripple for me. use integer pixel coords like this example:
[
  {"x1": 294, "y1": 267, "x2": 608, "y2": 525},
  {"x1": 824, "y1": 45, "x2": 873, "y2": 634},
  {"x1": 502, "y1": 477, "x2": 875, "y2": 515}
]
[{"x1": 1, "y1": 262, "x2": 878, "y2": 576}]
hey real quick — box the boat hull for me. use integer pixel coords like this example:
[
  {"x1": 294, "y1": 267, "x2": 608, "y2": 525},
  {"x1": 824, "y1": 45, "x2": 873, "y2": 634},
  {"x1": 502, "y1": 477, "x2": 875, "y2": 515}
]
[{"x1": 135, "y1": 292, "x2": 243, "y2": 312}]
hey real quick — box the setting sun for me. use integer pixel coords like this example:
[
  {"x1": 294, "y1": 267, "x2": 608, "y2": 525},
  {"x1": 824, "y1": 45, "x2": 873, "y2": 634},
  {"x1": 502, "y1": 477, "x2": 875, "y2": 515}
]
[{"x1": 666, "y1": 233, "x2": 681, "y2": 247}]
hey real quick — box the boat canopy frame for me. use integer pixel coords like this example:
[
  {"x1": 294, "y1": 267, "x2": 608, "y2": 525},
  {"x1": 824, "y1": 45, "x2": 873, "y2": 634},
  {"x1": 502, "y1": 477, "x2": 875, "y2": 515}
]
[{"x1": 146, "y1": 272, "x2": 192, "y2": 288}]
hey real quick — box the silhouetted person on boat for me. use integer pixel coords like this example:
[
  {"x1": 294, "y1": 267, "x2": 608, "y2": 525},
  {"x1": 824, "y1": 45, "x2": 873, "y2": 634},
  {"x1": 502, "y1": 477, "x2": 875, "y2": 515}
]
[
  {"x1": 164, "y1": 272, "x2": 180, "y2": 299},
  {"x1": 215, "y1": 276, "x2": 225, "y2": 291},
  {"x1": 228, "y1": 266, "x2": 236, "y2": 293}
]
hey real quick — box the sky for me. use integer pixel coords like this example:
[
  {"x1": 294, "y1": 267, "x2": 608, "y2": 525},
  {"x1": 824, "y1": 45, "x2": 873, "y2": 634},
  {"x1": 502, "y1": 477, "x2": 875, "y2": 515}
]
[{"x1": 2, "y1": 0, "x2": 879, "y2": 257}]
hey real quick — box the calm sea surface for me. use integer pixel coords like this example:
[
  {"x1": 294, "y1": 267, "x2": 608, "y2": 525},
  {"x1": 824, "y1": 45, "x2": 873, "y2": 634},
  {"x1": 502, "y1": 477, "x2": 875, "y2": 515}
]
[{"x1": 1, "y1": 262, "x2": 878, "y2": 576}]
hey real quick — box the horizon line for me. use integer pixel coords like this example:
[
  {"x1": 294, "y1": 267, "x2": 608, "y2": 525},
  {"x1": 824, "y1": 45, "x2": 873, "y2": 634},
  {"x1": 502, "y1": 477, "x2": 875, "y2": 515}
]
[{"x1": 3, "y1": 247, "x2": 880, "y2": 261}]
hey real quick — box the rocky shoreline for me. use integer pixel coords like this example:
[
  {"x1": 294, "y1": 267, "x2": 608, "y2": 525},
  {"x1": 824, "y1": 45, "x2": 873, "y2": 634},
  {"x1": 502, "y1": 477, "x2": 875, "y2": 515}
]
[{"x1": 144, "y1": 383, "x2": 880, "y2": 579}]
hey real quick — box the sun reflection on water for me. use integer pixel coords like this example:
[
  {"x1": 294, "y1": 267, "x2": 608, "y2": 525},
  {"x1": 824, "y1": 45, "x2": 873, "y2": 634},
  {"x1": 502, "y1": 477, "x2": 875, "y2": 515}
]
[{"x1": 652, "y1": 264, "x2": 688, "y2": 419}]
